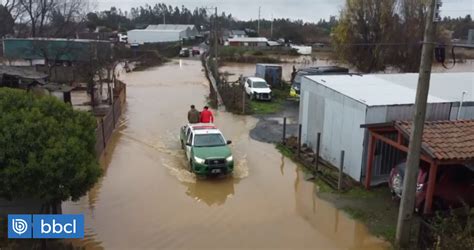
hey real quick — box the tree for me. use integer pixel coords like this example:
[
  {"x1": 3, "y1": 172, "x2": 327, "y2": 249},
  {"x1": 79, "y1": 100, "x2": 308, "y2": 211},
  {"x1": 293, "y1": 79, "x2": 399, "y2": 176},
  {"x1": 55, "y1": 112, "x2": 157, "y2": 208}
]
[
  {"x1": 0, "y1": 88, "x2": 101, "y2": 213},
  {"x1": 0, "y1": 5, "x2": 15, "y2": 37},
  {"x1": 19, "y1": 0, "x2": 56, "y2": 37},
  {"x1": 390, "y1": 0, "x2": 429, "y2": 72},
  {"x1": 332, "y1": 0, "x2": 396, "y2": 73},
  {"x1": 49, "y1": 0, "x2": 90, "y2": 37}
]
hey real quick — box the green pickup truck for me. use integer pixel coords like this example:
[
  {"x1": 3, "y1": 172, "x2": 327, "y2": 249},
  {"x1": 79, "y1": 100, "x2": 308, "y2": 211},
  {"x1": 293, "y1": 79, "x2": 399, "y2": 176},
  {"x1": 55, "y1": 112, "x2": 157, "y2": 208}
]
[{"x1": 180, "y1": 123, "x2": 234, "y2": 176}]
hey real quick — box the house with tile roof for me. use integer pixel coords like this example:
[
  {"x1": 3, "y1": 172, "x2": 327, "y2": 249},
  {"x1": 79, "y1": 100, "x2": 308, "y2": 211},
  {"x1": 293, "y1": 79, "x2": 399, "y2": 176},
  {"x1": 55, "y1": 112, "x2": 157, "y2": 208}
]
[
  {"x1": 363, "y1": 120, "x2": 474, "y2": 213},
  {"x1": 299, "y1": 72, "x2": 474, "y2": 183}
]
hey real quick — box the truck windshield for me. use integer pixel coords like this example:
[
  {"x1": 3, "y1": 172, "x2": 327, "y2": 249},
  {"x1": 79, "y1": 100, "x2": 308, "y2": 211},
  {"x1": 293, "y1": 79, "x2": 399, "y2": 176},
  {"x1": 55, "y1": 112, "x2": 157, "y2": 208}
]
[
  {"x1": 252, "y1": 81, "x2": 268, "y2": 88},
  {"x1": 194, "y1": 134, "x2": 226, "y2": 147}
]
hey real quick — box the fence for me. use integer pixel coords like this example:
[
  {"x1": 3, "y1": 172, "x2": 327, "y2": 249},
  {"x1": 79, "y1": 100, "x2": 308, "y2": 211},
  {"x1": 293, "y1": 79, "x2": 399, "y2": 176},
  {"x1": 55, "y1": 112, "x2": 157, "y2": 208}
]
[
  {"x1": 95, "y1": 80, "x2": 126, "y2": 156},
  {"x1": 217, "y1": 80, "x2": 252, "y2": 114},
  {"x1": 202, "y1": 54, "x2": 223, "y2": 109},
  {"x1": 202, "y1": 53, "x2": 252, "y2": 114}
]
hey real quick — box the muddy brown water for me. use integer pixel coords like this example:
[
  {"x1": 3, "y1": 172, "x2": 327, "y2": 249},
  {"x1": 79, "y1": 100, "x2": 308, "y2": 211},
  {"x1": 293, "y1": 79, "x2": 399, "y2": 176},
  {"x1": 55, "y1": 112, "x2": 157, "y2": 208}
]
[
  {"x1": 220, "y1": 58, "x2": 474, "y2": 83},
  {"x1": 63, "y1": 59, "x2": 389, "y2": 249}
]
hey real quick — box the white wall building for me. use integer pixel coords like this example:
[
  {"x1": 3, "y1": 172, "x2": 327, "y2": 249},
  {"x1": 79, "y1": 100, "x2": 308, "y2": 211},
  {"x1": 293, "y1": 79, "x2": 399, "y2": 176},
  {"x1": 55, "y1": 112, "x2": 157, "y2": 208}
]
[
  {"x1": 226, "y1": 37, "x2": 268, "y2": 47},
  {"x1": 299, "y1": 72, "x2": 474, "y2": 183},
  {"x1": 127, "y1": 24, "x2": 199, "y2": 44}
]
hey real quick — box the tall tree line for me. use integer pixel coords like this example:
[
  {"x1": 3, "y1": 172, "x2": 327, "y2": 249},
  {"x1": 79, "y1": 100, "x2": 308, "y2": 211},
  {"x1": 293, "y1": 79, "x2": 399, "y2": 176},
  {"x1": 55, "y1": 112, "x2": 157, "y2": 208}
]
[
  {"x1": 331, "y1": 0, "x2": 471, "y2": 73},
  {"x1": 0, "y1": 0, "x2": 91, "y2": 37}
]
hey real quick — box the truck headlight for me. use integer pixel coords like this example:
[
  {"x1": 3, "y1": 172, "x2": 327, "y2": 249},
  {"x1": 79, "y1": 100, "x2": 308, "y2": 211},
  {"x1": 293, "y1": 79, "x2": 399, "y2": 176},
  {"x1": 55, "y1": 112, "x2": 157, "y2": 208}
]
[
  {"x1": 226, "y1": 155, "x2": 233, "y2": 162},
  {"x1": 194, "y1": 156, "x2": 205, "y2": 164}
]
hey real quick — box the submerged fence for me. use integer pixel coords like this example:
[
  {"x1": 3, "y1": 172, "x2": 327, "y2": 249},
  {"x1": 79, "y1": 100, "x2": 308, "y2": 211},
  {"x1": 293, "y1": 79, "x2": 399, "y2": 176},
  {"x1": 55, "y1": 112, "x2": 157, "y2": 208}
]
[
  {"x1": 94, "y1": 80, "x2": 126, "y2": 156},
  {"x1": 202, "y1": 53, "x2": 251, "y2": 114}
]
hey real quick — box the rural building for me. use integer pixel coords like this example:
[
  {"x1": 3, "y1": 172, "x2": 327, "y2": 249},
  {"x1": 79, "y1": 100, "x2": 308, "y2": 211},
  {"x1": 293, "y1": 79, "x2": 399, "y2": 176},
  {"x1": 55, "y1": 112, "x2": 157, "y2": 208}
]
[
  {"x1": 0, "y1": 65, "x2": 47, "y2": 88},
  {"x1": 2, "y1": 38, "x2": 112, "y2": 65},
  {"x1": 299, "y1": 72, "x2": 474, "y2": 183},
  {"x1": 227, "y1": 37, "x2": 268, "y2": 47},
  {"x1": 229, "y1": 30, "x2": 247, "y2": 38},
  {"x1": 127, "y1": 24, "x2": 199, "y2": 44},
  {"x1": 363, "y1": 120, "x2": 474, "y2": 214}
]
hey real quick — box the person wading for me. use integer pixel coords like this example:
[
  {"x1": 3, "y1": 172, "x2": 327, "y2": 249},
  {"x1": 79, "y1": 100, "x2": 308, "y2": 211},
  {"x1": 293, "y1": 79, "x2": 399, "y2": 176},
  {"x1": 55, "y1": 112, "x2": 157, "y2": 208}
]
[
  {"x1": 187, "y1": 105, "x2": 200, "y2": 124},
  {"x1": 200, "y1": 106, "x2": 214, "y2": 123}
]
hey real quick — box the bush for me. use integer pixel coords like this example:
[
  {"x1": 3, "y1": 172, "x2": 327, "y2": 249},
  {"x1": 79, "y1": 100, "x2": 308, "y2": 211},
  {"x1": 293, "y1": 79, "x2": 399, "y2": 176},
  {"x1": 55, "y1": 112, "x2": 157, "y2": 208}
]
[
  {"x1": 427, "y1": 208, "x2": 474, "y2": 249},
  {"x1": 0, "y1": 88, "x2": 101, "y2": 207}
]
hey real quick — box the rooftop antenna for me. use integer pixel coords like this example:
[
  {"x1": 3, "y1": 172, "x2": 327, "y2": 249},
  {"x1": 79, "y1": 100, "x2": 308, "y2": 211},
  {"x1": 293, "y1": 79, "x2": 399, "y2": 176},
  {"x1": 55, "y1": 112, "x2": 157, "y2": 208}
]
[
  {"x1": 257, "y1": 6, "x2": 261, "y2": 35},
  {"x1": 271, "y1": 13, "x2": 274, "y2": 39},
  {"x1": 456, "y1": 91, "x2": 467, "y2": 120}
]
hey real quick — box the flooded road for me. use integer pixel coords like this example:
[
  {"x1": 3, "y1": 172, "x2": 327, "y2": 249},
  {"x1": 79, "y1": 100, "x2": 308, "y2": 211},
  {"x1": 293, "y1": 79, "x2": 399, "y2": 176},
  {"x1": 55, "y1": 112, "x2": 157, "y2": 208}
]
[
  {"x1": 220, "y1": 57, "x2": 474, "y2": 83},
  {"x1": 63, "y1": 59, "x2": 389, "y2": 249}
]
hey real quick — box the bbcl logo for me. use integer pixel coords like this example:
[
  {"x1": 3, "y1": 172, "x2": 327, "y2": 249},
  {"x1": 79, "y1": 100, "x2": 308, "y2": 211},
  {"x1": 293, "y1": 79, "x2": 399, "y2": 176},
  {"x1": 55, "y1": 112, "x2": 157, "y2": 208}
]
[{"x1": 8, "y1": 214, "x2": 84, "y2": 239}]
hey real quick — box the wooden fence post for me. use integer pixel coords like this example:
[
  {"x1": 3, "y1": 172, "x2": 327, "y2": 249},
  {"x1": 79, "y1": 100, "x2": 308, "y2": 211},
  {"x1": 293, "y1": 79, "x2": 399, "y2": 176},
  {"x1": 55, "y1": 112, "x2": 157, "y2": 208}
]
[
  {"x1": 101, "y1": 118, "x2": 106, "y2": 149},
  {"x1": 315, "y1": 132, "x2": 321, "y2": 173},
  {"x1": 297, "y1": 124, "x2": 302, "y2": 158},
  {"x1": 282, "y1": 117, "x2": 287, "y2": 144},
  {"x1": 338, "y1": 150, "x2": 345, "y2": 191},
  {"x1": 111, "y1": 100, "x2": 116, "y2": 128},
  {"x1": 242, "y1": 87, "x2": 246, "y2": 114}
]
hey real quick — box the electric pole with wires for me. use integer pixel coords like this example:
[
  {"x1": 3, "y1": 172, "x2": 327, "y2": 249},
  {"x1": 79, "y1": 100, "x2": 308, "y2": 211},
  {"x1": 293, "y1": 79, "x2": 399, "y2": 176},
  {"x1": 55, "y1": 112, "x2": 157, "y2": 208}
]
[{"x1": 395, "y1": 0, "x2": 441, "y2": 247}]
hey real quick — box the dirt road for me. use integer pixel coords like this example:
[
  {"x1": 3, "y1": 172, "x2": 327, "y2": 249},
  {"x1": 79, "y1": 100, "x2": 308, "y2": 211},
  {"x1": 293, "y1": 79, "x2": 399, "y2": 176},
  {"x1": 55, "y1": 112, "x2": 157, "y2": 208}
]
[{"x1": 63, "y1": 59, "x2": 389, "y2": 249}]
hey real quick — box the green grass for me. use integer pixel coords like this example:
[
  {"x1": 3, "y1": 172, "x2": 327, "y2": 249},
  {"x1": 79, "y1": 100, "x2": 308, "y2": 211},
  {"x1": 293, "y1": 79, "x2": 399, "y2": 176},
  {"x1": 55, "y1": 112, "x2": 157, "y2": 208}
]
[
  {"x1": 275, "y1": 143, "x2": 294, "y2": 158},
  {"x1": 342, "y1": 187, "x2": 375, "y2": 199},
  {"x1": 250, "y1": 99, "x2": 284, "y2": 114},
  {"x1": 250, "y1": 85, "x2": 290, "y2": 114},
  {"x1": 342, "y1": 207, "x2": 396, "y2": 243}
]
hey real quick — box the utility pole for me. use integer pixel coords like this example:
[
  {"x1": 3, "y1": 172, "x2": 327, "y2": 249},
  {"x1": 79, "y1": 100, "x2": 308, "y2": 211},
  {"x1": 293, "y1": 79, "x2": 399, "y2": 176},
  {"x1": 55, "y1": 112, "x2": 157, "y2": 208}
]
[
  {"x1": 395, "y1": 0, "x2": 440, "y2": 247},
  {"x1": 214, "y1": 7, "x2": 218, "y2": 63},
  {"x1": 271, "y1": 14, "x2": 274, "y2": 39},
  {"x1": 257, "y1": 6, "x2": 261, "y2": 35},
  {"x1": 163, "y1": 14, "x2": 165, "y2": 24}
]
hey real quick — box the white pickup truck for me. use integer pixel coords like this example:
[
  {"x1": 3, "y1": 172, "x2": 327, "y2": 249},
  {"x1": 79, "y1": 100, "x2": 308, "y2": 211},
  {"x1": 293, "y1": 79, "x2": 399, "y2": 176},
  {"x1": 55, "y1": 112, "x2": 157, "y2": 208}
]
[{"x1": 244, "y1": 77, "x2": 272, "y2": 101}]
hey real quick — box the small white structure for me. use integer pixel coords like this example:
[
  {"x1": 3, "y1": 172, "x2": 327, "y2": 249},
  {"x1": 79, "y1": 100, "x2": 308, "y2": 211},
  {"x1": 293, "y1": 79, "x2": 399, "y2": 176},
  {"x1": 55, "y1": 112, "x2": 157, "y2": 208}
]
[
  {"x1": 127, "y1": 24, "x2": 199, "y2": 44},
  {"x1": 291, "y1": 45, "x2": 312, "y2": 55},
  {"x1": 226, "y1": 37, "x2": 268, "y2": 47},
  {"x1": 299, "y1": 72, "x2": 474, "y2": 183}
]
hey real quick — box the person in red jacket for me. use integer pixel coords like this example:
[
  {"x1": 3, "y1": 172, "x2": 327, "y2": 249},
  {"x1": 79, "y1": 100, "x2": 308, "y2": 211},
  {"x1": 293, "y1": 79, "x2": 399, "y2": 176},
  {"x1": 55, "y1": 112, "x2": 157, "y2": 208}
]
[{"x1": 200, "y1": 106, "x2": 214, "y2": 123}]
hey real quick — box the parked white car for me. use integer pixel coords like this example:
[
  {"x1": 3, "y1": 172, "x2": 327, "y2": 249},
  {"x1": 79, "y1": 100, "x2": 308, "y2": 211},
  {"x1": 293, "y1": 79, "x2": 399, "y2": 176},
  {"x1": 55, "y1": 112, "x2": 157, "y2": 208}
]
[{"x1": 244, "y1": 77, "x2": 272, "y2": 101}]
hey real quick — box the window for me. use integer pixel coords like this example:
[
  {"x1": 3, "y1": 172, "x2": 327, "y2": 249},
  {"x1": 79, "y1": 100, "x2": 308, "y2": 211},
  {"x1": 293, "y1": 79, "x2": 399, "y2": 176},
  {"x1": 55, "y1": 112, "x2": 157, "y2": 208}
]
[
  {"x1": 252, "y1": 81, "x2": 268, "y2": 88},
  {"x1": 194, "y1": 134, "x2": 226, "y2": 147},
  {"x1": 187, "y1": 132, "x2": 193, "y2": 145}
]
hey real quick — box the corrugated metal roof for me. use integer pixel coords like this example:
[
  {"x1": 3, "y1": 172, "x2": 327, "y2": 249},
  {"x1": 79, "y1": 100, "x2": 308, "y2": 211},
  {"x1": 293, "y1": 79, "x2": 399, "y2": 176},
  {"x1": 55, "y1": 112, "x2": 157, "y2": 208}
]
[
  {"x1": 0, "y1": 65, "x2": 47, "y2": 80},
  {"x1": 228, "y1": 37, "x2": 268, "y2": 43},
  {"x1": 376, "y1": 72, "x2": 474, "y2": 102},
  {"x1": 146, "y1": 24, "x2": 195, "y2": 31},
  {"x1": 305, "y1": 74, "x2": 448, "y2": 106},
  {"x1": 128, "y1": 29, "x2": 182, "y2": 33},
  {"x1": 230, "y1": 30, "x2": 246, "y2": 35},
  {"x1": 4, "y1": 38, "x2": 110, "y2": 43}
]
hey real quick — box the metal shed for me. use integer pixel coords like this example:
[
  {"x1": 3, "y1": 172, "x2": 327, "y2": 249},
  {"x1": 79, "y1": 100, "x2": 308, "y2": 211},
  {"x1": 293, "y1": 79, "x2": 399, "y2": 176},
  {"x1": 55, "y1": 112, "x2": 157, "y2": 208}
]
[
  {"x1": 128, "y1": 24, "x2": 198, "y2": 44},
  {"x1": 3, "y1": 38, "x2": 112, "y2": 62},
  {"x1": 255, "y1": 64, "x2": 282, "y2": 87},
  {"x1": 299, "y1": 72, "x2": 474, "y2": 183}
]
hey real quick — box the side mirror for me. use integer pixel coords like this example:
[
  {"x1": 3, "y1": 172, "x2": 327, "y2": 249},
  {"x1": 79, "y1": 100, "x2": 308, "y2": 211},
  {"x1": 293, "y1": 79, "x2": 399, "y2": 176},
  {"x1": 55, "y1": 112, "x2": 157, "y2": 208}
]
[{"x1": 227, "y1": 140, "x2": 232, "y2": 145}]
